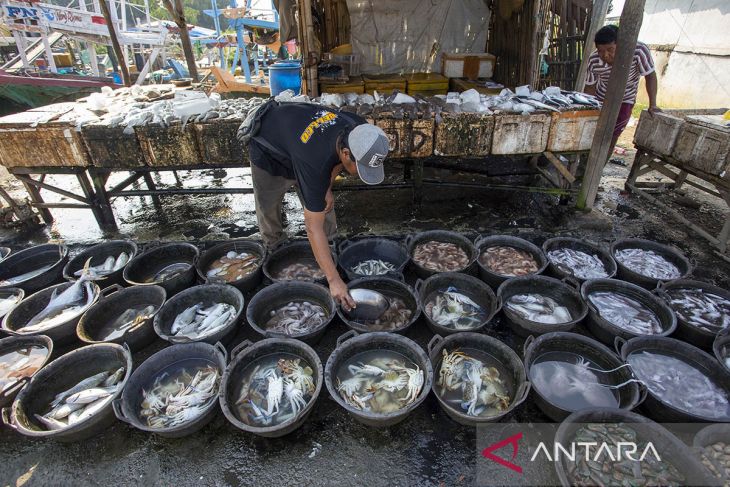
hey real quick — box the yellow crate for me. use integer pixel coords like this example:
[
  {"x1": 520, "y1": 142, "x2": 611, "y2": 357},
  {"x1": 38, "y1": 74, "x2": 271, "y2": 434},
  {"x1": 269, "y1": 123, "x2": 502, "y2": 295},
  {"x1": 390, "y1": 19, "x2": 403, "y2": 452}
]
[
  {"x1": 405, "y1": 73, "x2": 448, "y2": 96},
  {"x1": 319, "y1": 76, "x2": 364, "y2": 94},
  {"x1": 362, "y1": 74, "x2": 406, "y2": 95},
  {"x1": 449, "y1": 78, "x2": 503, "y2": 95}
]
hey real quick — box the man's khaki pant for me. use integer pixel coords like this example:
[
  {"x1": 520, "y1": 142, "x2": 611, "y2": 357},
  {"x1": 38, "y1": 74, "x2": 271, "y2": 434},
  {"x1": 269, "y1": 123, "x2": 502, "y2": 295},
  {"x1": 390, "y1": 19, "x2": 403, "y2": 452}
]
[{"x1": 251, "y1": 163, "x2": 337, "y2": 249}]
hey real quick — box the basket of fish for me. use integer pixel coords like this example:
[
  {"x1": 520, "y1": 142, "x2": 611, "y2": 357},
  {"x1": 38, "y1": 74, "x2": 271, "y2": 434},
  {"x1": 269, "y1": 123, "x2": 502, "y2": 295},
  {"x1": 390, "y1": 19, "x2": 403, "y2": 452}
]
[
  {"x1": 324, "y1": 331, "x2": 433, "y2": 427},
  {"x1": 2, "y1": 343, "x2": 131, "y2": 442},
  {"x1": 123, "y1": 242, "x2": 199, "y2": 297},
  {"x1": 617, "y1": 335, "x2": 730, "y2": 423},
  {"x1": 219, "y1": 338, "x2": 323, "y2": 437},
  {"x1": 693, "y1": 424, "x2": 730, "y2": 485},
  {"x1": 474, "y1": 235, "x2": 548, "y2": 289},
  {"x1": 581, "y1": 278, "x2": 677, "y2": 345},
  {"x1": 0, "y1": 335, "x2": 53, "y2": 409},
  {"x1": 2, "y1": 274, "x2": 101, "y2": 345},
  {"x1": 417, "y1": 272, "x2": 500, "y2": 334},
  {"x1": 542, "y1": 237, "x2": 616, "y2": 282},
  {"x1": 714, "y1": 331, "x2": 730, "y2": 373},
  {"x1": 497, "y1": 275, "x2": 587, "y2": 337},
  {"x1": 113, "y1": 342, "x2": 226, "y2": 438},
  {"x1": 427, "y1": 333, "x2": 529, "y2": 425},
  {"x1": 63, "y1": 240, "x2": 137, "y2": 288},
  {"x1": 0, "y1": 244, "x2": 68, "y2": 294},
  {"x1": 338, "y1": 276, "x2": 420, "y2": 334},
  {"x1": 154, "y1": 284, "x2": 243, "y2": 345},
  {"x1": 263, "y1": 240, "x2": 334, "y2": 284},
  {"x1": 0, "y1": 287, "x2": 24, "y2": 321},
  {"x1": 656, "y1": 279, "x2": 730, "y2": 349},
  {"x1": 555, "y1": 408, "x2": 716, "y2": 487},
  {"x1": 523, "y1": 332, "x2": 643, "y2": 422},
  {"x1": 405, "y1": 230, "x2": 478, "y2": 278},
  {"x1": 77, "y1": 284, "x2": 165, "y2": 351},
  {"x1": 337, "y1": 237, "x2": 409, "y2": 281},
  {"x1": 196, "y1": 240, "x2": 265, "y2": 292},
  {"x1": 611, "y1": 238, "x2": 692, "y2": 289},
  {"x1": 246, "y1": 281, "x2": 335, "y2": 343}
]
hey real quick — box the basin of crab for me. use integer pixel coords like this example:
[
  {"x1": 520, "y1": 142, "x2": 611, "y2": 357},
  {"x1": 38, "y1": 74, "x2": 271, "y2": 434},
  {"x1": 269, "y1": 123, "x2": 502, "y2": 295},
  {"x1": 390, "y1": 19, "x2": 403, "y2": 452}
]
[
  {"x1": 424, "y1": 287, "x2": 487, "y2": 330},
  {"x1": 335, "y1": 350, "x2": 424, "y2": 414},
  {"x1": 234, "y1": 354, "x2": 315, "y2": 427},
  {"x1": 140, "y1": 359, "x2": 220, "y2": 429},
  {"x1": 436, "y1": 348, "x2": 512, "y2": 418}
]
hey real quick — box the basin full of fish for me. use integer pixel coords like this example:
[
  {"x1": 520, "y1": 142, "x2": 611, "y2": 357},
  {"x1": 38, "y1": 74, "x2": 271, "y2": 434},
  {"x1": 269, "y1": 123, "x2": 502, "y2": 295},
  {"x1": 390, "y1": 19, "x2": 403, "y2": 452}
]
[
  {"x1": 700, "y1": 441, "x2": 730, "y2": 482},
  {"x1": 628, "y1": 351, "x2": 730, "y2": 420},
  {"x1": 350, "y1": 293, "x2": 413, "y2": 331},
  {"x1": 18, "y1": 268, "x2": 97, "y2": 334},
  {"x1": 412, "y1": 241, "x2": 470, "y2": 272},
  {"x1": 547, "y1": 248, "x2": 609, "y2": 279},
  {"x1": 505, "y1": 294, "x2": 572, "y2": 324},
  {"x1": 148, "y1": 262, "x2": 192, "y2": 283},
  {"x1": 169, "y1": 302, "x2": 237, "y2": 340},
  {"x1": 566, "y1": 424, "x2": 685, "y2": 486},
  {"x1": 140, "y1": 363, "x2": 219, "y2": 429},
  {"x1": 614, "y1": 248, "x2": 682, "y2": 280},
  {"x1": 350, "y1": 259, "x2": 396, "y2": 276},
  {"x1": 424, "y1": 287, "x2": 487, "y2": 330},
  {"x1": 75, "y1": 252, "x2": 129, "y2": 279},
  {"x1": 336, "y1": 350, "x2": 424, "y2": 414},
  {"x1": 529, "y1": 352, "x2": 620, "y2": 410},
  {"x1": 235, "y1": 355, "x2": 315, "y2": 426},
  {"x1": 479, "y1": 246, "x2": 539, "y2": 277},
  {"x1": 35, "y1": 366, "x2": 125, "y2": 430},
  {"x1": 264, "y1": 301, "x2": 328, "y2": 335},
  {"x1": 205, "y1": 251, "x2": 260, "y2": 283},
  {"x1": 437, "y1": 349, "x2": 511, "y2": 417},
  {"x1": 0, "y1": 290, "x2": 22, "y2": 319},
  {"x1": 0, "y1": 344, "x2": 48, "y2": 395},
  {"x1": 0, "y1": 262, "x2": 56, "y2": 287},
  {"x1": 99, "y1": 305, "x2": 157, "y2": 341},
  {"x1": 274, "y1": 262, "x2": 326, "y2": 281},
  {"x1": 666, "y1": 288, "x2": 730, "y2": 333},
  {"x1": 588, "y1": 291, "x2": 663, "y2": 335}
]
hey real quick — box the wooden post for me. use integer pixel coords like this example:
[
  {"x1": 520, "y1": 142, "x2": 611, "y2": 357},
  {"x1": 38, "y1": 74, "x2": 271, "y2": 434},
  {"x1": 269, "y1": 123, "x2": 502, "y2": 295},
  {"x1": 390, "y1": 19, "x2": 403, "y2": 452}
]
[
  {"x1": 162, "y1": 0, "x2": 200, "y2": 82},
  {"x1": 100, "y1": 0, "x2": 131, "y2": 86},
  {"x1": 574, "y1": 0, "x2": 610, "y2": 91},
  {"x1": 577, "y1": 0, "x2": 645, "y2": 210},
  {"x1": 297, "y1": 0, "x2": 318, "y2": 97}
]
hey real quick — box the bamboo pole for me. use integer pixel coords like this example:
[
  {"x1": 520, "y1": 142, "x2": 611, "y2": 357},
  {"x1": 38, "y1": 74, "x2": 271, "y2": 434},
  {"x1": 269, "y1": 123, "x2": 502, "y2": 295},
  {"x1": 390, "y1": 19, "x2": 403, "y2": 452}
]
[
  {"x1": 577, "y1": 0, "x2": 645, "y2": 210},
  {"x1": 100, "y1": 0, "x2": 131, "y2": 86},
  {"x1": 298, "y1": 0, "x2": 318, "y2": 97},
  {"x1": 574, "y1": 0, "x2": 610, "y2": 91}
]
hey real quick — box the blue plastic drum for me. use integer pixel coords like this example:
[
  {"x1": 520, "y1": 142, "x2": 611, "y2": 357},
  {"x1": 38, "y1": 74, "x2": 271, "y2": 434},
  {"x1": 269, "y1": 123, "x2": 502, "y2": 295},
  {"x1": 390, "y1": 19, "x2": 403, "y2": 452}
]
[{"x1": 269, "y1": 61, "x2": 302, "y2": 96}]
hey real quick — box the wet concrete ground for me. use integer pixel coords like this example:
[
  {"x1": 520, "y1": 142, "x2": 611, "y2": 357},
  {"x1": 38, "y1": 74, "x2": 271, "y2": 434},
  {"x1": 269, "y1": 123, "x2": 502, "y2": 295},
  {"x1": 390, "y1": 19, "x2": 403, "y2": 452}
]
[{"x1": 0, "y1": 133, "x2": 729, "y2": 486}]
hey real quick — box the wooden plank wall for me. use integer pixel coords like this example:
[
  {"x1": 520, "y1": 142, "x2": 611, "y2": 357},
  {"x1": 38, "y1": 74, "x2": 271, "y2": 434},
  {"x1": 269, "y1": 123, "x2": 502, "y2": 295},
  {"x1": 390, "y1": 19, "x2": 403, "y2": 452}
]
[{"x1": 541, "y1": 0, "x2": 591, "y2": 89}]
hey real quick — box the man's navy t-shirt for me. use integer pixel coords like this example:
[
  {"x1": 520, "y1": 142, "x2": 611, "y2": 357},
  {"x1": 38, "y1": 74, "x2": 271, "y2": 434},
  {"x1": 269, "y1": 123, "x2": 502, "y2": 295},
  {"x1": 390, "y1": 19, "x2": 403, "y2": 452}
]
[{"x1": 249, "y1": 102, "x2": 365, "y2": 212}]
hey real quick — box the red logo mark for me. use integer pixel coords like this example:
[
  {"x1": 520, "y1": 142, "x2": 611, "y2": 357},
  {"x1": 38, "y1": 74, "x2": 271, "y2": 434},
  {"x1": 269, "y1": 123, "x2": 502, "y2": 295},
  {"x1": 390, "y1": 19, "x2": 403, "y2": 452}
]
[{"x1": 481, "y1": 432, "x2": 523, "y2": 474}]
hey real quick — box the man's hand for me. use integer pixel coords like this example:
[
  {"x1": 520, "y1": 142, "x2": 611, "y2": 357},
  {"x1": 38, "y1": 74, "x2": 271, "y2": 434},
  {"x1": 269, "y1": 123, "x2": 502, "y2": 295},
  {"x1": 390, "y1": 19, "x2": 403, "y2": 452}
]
[
  {"x1": 648, "y1": 105, "x2": 662, "y2": 117},
  {"x1": 329, "y1": 276, "x2": 355, "y2": 310},
  {"x1": 324, "y1": 188, "x2": 334, "y2": 214}
]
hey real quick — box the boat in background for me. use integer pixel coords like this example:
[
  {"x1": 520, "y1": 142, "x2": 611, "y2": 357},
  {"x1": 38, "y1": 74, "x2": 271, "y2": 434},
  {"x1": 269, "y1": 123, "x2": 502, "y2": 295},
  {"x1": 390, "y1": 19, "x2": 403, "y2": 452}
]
[{"x1": 0, "y1": 69, "x2": 119, "y2": 109}]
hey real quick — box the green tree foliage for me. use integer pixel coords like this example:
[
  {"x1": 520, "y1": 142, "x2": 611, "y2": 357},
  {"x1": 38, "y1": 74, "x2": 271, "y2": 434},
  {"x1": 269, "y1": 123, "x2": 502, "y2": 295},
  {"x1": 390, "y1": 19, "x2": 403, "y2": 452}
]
[{"x1": 130, "y1": 0, "x2": 230, "y2": 29}]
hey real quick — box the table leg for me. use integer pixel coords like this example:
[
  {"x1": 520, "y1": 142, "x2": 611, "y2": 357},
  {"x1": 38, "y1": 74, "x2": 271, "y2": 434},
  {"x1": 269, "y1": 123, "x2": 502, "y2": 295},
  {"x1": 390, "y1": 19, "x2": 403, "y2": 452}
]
[
  {"x1": 88, "y1": 170, "x2": 118, "y2": 229},
  {"x1": 18, "y1": 175, "x2": 53, "y2": 225}
]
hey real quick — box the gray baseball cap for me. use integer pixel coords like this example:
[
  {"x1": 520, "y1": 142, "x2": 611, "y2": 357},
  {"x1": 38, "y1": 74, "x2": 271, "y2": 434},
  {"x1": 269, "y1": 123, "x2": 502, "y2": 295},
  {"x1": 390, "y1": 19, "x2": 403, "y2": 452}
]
[{"x1": 348, "y1": 124, "x2": 389, "y2": 185}]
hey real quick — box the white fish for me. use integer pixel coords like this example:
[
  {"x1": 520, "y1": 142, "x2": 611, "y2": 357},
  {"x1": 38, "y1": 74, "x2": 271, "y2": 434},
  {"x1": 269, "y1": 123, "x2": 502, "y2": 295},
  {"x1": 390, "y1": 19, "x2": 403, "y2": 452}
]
[
  {"x1": 74, "y1": 252, "x2": 130, "y2": 278},
  {"x1": 34, "y1": 413, "x2": 67, "y2": 430},
  {"x1": 0, "y1": 264, "x2": 54, "y2": 286},
  {"x1": 65, "y1": 386, "x2": 116, "y2": 405},
  {"x1": 46, "y1": 402, "x2": 84, "y2": 420},
  {"x1": 171, "y1": 303, "x2": 202, "y2": 334},
  {"x1": 68, "y1": 396, "x2": 112, "y2": 424},
  {"x1": 52, "y1": 371, "x2": 110, "y2": 407}
]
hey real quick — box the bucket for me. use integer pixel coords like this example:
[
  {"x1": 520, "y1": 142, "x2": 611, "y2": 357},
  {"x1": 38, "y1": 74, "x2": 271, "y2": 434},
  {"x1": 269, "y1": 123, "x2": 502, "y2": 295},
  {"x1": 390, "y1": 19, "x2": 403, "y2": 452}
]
[
  {"x1": 416, "y1": 272, "x2": 500, "y2": 335},
  {"x1": 497, "y1": 276, "x2": 587, "y2": 338},
  {"x1": 3, "y1": 281, "x2": 101, "y2": 346},
  {"x1": 523, "y1": 332, "x2": 643, "y2": 422},
  {"x1": 0, "y1": 244, "x2": 68, "y2": 294},
  {"x1": 337, "y1": 237, "x2": 409, "y2": 281},
  {"x1": 263, "y1": 240, "x2": 335, "y2": 284},
  {"x1": 542, "y1": 237, "x2": 617, "y2": 282},
  {"x1": 474, "y1": 235, "x2": 548, "y2": 289},
  {"x1": 246, "y1": 281, "x2": 335, "y2": 343},
  {"x1": 555, "y1": 408, "x2": 717, "y2": 487},
  {"x1": 63, "y1": 240, "x2": 137, "y2": 288},
  {"x1": 405, "y1": 230, "x2": 478, "y2": 279},
  {"x1": 219, "y1": 338, "x2": 323, "y2": 437},
  {"x1": 714, "y1": 330, "x2": 730, "y2": 373},
  {"x1": 113, "y1": 342, "x2": 227, "y2": 438},
  {"x1": 2, "y1": 343, "x2": 132, "y2": 442},
  {"x1": 0, "y1": 334, "x2": 53, "y2": 409},
  {"x1": 610, "y1": 238, "x2": 692, "y2": 289},
  {"x1": 655, "y1": 279, "x2": 730, "y2": 350},
  {"x1": 324, "y1": 331, "x2": 433, "y2": 427},
  {"x1": 427, "y1": 333, "x2": 529, "y2": 426},
  {"x1": 337, "y1": 276, "x2": 420, "y2": 334},
  {"x1": 77, "y1": 284, "x2": 166, "y2": 351},
  {"x1": 581, "y1": 278, "x2": 676, "y2": 345},
  {"x1": 123, "y1": 243, "x2": 199, "y2": 297},
  {"x1": 269, "y1": 61, "x2": 301, "y2": 96},
  {"x1": 154, "y1": 284, "x2": 244, "y2": 345},
  {"x1": 196, "y1": 239, "x2": 266, "y2": 293},
  {"x1": 693, "y1": 424, "x2": 730, "y2": 485},
  {"x1": 617, "y1": 335, "x2": 730, "y2": 423}
]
